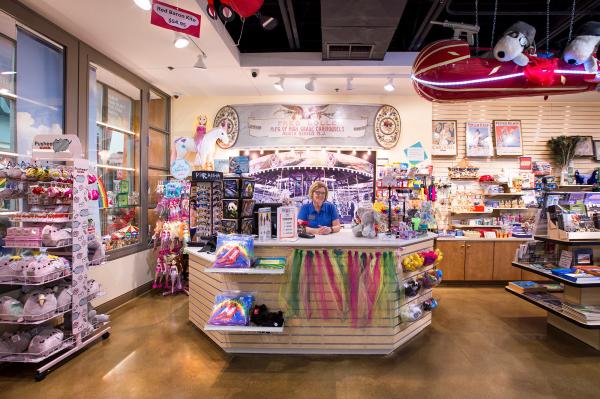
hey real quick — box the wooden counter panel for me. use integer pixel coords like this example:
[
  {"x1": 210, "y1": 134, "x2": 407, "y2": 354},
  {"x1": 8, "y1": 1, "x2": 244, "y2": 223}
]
[{"x1": 188, "y1": 238, "x2": 436, "y2": 354}]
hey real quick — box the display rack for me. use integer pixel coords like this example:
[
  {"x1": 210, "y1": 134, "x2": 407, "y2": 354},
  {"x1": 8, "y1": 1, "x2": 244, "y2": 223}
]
[
  {"x1": 189, "y1": 171, "x2": 223, "y2": 243},
  {"x1": 508, "y1": 235, "x2": 600, "y2": 348},
  {"x1": 0, "y1": 135, "x2": 110, "y2": 380}
]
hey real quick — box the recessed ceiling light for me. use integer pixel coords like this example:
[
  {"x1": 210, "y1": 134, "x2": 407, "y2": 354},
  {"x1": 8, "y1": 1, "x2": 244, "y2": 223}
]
[
  {"x1": 274, "y1": 77, "x2": 285, "y2": 91},
  {"x1": 305, "y1": 78, "x2": 316, "y2": 92},
  {"x1": 384, "y1": 78, "x2": 395, "y2": 92},
  {"x1": 133, "y1": 0, "x2": 152, "y2": 10},
  {"x1": 346, "y1": 77, "x2": 353, "y2": 91},
  {"x1": 173, "y1": 32, "x2": 190, "y2": 49}
]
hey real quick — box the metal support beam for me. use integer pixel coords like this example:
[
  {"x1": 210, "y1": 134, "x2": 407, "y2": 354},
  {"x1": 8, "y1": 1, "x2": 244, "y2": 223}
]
[
  {"x1": 285, "y1": 0, "x2": 301, "y2": 49},
  {"x1": 409, "y1": 0, "x2": 453, "y2": 51},
  {"x1": 278, "y1": 0, "x2": 297, "y2": 50}
]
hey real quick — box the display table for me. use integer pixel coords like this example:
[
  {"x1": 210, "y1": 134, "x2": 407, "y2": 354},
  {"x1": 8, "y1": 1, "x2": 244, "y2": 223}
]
[{"x1": 188, "y1": 231, "x2": 437, "y2": 354}]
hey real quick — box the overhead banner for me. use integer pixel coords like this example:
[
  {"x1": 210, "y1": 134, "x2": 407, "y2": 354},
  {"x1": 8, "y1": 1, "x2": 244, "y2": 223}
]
[
  {"x1": 151, "y1": 0, "x2": 201, "y2": 37},
  {"x1": 214, "y1": 103, "x2": 401, "y2": 149}
]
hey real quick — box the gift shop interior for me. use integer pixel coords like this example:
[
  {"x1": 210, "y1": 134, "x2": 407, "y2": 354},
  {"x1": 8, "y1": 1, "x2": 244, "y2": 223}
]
[{"x1": 3, "y1": 0, "x2": 600, "y2": 397}]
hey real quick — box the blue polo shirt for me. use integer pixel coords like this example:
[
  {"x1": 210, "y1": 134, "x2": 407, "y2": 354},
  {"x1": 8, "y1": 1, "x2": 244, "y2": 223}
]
[{"x1": 298, "y1": 201, "x2": 340, "y2": 228}]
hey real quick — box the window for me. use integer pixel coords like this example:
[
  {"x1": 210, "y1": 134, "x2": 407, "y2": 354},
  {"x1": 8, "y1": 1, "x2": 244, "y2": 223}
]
[
  {"x1": 0, "y1": 17, "x2": 64, "y2": 215},
  {"x1": 90, "y1": 65, "x2": 141, "y2": 252},
  {"x1": 147, "y1": 90, "x2": 170, "y2": 238}
]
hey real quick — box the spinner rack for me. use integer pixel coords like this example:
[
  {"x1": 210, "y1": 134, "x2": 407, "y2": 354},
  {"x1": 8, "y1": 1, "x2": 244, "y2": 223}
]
[{"x1": 0, "y1": 135, "x2": 110, "y2": 381}]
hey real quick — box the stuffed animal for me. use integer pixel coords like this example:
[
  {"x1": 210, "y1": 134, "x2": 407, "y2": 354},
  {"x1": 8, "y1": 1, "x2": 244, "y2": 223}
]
[
  {"x1": 351, "y1": 206, "x2": 379, "y2": 238},
  {"x1": 41, "y1": 225, "x2": 72, "y2": 247},
  {"x1": 563, "y1": 21, "x2": 600, "y2": 72},
  {"x1": 493, "y1": 21, "x2": 536, "y2": 66}
]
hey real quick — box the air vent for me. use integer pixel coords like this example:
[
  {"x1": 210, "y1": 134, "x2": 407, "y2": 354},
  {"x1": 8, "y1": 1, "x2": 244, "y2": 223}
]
[{"x1": 325, "y1": 43, "x2": 375, "y2": 60}]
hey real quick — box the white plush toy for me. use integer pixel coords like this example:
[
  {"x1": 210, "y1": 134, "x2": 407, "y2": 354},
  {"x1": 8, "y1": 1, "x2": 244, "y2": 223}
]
[
  {"x1": 493, "y1": 21, "x2": 536, "y2": 66},
  {"x1": 562, "y1": 21, "x2": 600, "y2": 73}
]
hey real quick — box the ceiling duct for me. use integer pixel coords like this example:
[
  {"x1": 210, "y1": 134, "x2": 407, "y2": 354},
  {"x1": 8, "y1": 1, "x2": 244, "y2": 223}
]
[{"x1": 321, "y1": 0, "x2": 408, "y2": 60}]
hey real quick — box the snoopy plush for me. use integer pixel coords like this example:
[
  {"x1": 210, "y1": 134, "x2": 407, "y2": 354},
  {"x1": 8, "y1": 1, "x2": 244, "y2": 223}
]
[
  {"x1": 493, "y1": 21, "x2": 536, "y2": 66},
  {"x1": 562, "y1": 21, "x2": 600, "y2": 73}
]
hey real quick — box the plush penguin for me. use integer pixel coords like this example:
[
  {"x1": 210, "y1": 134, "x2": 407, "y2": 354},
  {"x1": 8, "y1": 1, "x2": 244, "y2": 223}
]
[
  {"x1": 493, "y1": 21, "x2": 536, "y2": 66},
  {"x1": 562, "y1": 21, "x2": 600, "y2": 72}
]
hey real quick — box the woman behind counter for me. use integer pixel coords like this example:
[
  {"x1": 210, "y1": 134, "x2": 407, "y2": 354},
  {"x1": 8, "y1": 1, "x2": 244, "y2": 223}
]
[{"x1": 297, "y1": 181, "x2": 341, "y2": 235}]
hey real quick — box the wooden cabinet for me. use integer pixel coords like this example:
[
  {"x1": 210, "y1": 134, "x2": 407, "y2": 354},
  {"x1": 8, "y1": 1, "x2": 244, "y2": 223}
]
[
  {"x1": 435, "y1": 240, "x2": 465, "y2": 280},
  {"x1": 465, "y1": 242, "x2": 495, "y2": 280},
  {"x1": 492, "y1": 241, "x2": 523, "y2": 281}
]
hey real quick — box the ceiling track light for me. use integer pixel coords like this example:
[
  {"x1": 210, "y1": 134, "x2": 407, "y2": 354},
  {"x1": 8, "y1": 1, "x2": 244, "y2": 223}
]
[
  {"x1": 173, "y1": 32, "x2": 190, "y2": 49},
  {"x1": 305, "y1": 77, "x2": 316, "y2": 92},
  {"x1": 346, "y1": 77, "x2": 353, "y2": 91},
  {"x1": 384, "y1": 78, "x2": 395, "y2": 92},
  {"x1": 133, "y1": 0, "x2": 152, "y2": 11},
  {"x1": 194, "y1": 53, "x2": 207, "y2": 69},
  {"x1": 274, "y1": 77, "x2": 285, "y2": 91}
]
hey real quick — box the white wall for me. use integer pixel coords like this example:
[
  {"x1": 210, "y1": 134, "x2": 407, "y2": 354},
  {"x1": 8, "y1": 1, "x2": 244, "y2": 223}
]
[
  {"x1": 89, "y1": 249, "x2": 154, "y2": 307},
  {"x1": 171, "y1": 94, "x2": 433, "y2": 164}
]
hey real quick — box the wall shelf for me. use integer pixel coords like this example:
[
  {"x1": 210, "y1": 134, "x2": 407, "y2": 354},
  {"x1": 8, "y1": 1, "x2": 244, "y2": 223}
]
[
  {"x1": 512, "y1": 261, "x2": 600, "y2": 287},
  {"x1": 203, "y1": 268, "x2": 285, "y2": 275},
  {"x1": 204, "y1": 325, "x2": 284, "y2": 333}
]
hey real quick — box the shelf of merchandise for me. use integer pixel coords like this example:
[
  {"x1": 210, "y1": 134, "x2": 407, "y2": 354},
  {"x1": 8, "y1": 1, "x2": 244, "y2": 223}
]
[
  {"x1": 533, "y1": 235, "x2": 600, "y2": 246},
  {"x1": 511, "y1": 261, "x2": 600, "y2": 287},
  {"x1": 495, "y1": 208, "x2": 529, "y2": 211},
  {"x1": 452, "y1": 225, "x2": 503, "y2": 229},
  {"x1": 0, "y1": 270, "x2": 72, "y2": 286},
  {"x1": 451, "y1": 210, "x2": 494, "y2": 215},
  {"x1": 0, "y1": 307, "x2": 71, "y2": 325},
  {"x1": 203, "y1": 267, "x2": 285, "y2": 275},
  {"x1": 510, "y1": 233, "x2": 600, "y2": 349},
  {"x1": 0, "y1": 134, "x2": 111, "y2": 380},
  {"x1": 484, "y1": 193, "x2": 525, "y2": 196},
  {"x1": 505, "y1": 287, "x2": 600, "y2": 329},
  {"x1": 204, "y1": 324, "x2": 284, "y2": 333}
]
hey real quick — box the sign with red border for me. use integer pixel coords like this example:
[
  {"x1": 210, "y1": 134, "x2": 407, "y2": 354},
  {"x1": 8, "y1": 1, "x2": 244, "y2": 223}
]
[{"x1": 151, "y1": 0, "x2": 201, "y2": 37}]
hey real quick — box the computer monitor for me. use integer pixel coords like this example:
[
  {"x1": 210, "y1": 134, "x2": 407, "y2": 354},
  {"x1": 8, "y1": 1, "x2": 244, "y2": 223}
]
[{"x1": 252, "y1": 203, "x2": 282, "y2": 236}]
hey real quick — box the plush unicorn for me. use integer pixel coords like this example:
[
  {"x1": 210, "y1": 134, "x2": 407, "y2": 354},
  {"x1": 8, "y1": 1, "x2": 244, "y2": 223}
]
[
  {"x1": 170, "y1": 137, "x2": 196, "y2": 163},
  {"x1": 195, "y1": 127, "x2": 230, "y2": 170}
]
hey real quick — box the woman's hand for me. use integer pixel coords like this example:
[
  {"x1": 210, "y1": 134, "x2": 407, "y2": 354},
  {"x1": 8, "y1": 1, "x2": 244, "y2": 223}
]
[{"x1": 317, "y1": 226, "x2": 332, "y2": 235}]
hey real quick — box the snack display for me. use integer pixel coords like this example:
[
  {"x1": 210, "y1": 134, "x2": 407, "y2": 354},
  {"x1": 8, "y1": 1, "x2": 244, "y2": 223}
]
[
  {"x1": 207, "y1": 291, "x2": 254, "y2": 326},
  {"x1": 213, "y1": 234, "x2": 254, "y2": 269}
]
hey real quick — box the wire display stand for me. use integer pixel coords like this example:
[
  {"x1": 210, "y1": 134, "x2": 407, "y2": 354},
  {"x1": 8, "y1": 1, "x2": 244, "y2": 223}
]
[{"x1": 0, "y1": 135, "x2": 111, "y2": 381}]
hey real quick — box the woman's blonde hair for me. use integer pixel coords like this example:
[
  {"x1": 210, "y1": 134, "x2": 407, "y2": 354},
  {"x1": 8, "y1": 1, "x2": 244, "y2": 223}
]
[{"x1": 309, "y1": 181, "x2": 328, "y2": 199}]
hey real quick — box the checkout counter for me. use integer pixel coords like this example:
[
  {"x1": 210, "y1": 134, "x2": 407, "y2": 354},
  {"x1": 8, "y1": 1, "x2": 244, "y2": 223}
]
[{"x1": 187, "y1": 230, "x2": 437, "y2": 354}]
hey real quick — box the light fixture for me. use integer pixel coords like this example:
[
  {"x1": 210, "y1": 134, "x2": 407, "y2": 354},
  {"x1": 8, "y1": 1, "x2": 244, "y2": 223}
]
[
  {"x1": 275, "y1": 149, "x2": 279, "y2": 154},
  {"x1": 337, "y1": 149, "x2": 341, "y2": 154},
  {"x1": 274, "y1": 77, "x2": 285, "y2": 91},
  {"x1": 305, "y1": 77, "x2": 316, "y2": 92},
  {"x1": 367, "y1": 150, "x2": 372, "y2": 155},
  {"x1": 260, "y1": 149, "x2": 264, "y2": 155},
  {"x1": 346, "y1": 77, "x2": 353, "y2": 91},
  {"x1": 173, "y1": 32, "x2": 190, "y2": 49},
  {"x1": 384, "y1": 78, "x2": 395, "y2": 92},
  {"x1": 194, "y1": 53, "x2": 207, "y2": 69},
  {"x1": 244, "y1": 149, "x2": 250, "y2": 156},
  {"x1": 133, "y1": 0, "x2": 152, "y2": 10},
  {"x1": 352, "y1": 149, "x2": 357, "y2": 155},
  {"x1": 0, "y1": 71, "x2": 16, "y2": 75}
]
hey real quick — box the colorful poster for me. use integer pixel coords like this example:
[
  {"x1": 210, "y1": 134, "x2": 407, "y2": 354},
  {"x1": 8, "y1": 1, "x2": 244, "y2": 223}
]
[
  {"x1": 466, "y1": 122, "x2": 494, "y2": 157},
  {"x1": 248, "y1": 150, "x2": 375, "y2": 224},
  {"x1": 494, "y1": 120, "x2": 523, "y2": 156},
  {"x1": 432, "y1": 120, "x2": 457, "y2": 156},
  {"x1": 151, "y1": 0, "x2": 201, "y2": 37}
]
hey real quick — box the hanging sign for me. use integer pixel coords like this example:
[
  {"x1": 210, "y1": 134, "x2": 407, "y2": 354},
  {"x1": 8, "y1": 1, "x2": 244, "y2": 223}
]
[
  {"x1": 32, "y1": 134, "x2": 83, "y2": 161},
  {"x1": 218, "y1": 103, "x2": 399, "y2": 149},
  {"x1": 151, "y1": 0, "x2": 201, "y2": 37},
  {"x1": 404, "y1": 141, "x2": 428, "y2": 166}
]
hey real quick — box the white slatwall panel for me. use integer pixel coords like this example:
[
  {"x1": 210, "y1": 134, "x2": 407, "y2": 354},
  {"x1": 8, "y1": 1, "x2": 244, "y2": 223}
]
[{"x1": 432, "y1": 101, "x2": 600, "y2": 177}]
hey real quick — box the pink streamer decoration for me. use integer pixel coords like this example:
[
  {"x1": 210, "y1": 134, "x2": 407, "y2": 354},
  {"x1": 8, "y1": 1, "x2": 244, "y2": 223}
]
[
  {"x1": 367, "y1": 252, "x2": 382, "y2": 322},
  {"x1": 348, "y1": 250, "x2": 359, "y2": 327},
  {"x1": 303, "y1": 251, "x2": 313, "y2": 319},
  {"x1": 314, "y1": 251, "x2": 329, "y2": 319},
  {"x1": 323, "y1": 251, "x2": 344, "y2": 314}
]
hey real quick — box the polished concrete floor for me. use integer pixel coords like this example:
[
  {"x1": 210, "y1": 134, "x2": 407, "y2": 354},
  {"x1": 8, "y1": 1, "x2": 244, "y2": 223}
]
[{"x1": 1, "y1": 287, "x2": 600, "y2": 398}]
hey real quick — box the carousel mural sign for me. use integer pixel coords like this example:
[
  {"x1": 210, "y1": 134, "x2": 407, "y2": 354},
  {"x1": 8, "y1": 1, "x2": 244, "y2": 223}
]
[{"x1": 214, "y1": 103, "x2": 401, "y2": 149}]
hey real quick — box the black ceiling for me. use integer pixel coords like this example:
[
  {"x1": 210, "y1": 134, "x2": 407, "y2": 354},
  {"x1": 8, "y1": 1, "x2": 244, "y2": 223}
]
[{"x1": 216, "y1": 0, "x2": 600, "y2": 56}]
